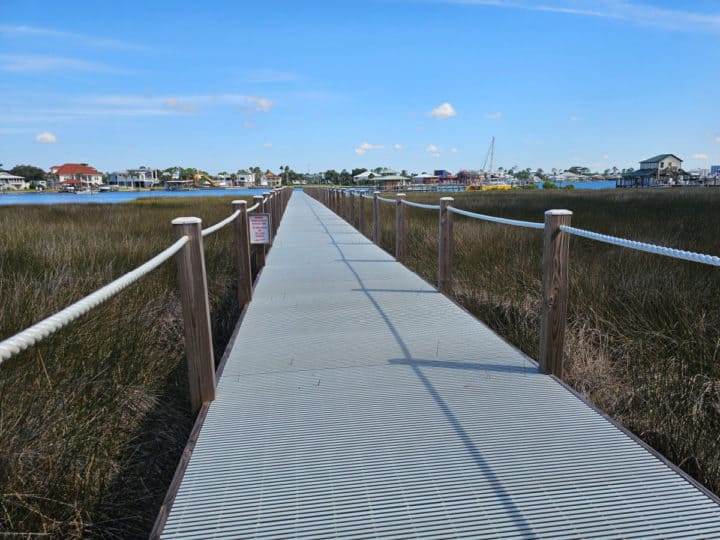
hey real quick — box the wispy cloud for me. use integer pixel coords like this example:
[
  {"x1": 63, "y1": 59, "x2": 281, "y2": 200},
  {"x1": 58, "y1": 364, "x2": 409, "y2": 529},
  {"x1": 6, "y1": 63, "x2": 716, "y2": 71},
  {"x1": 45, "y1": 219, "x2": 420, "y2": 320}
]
[
  {"x1": 429, "y1": 102, "x2": 457, "y2": 119},
  {"x1": 0, "y1": 24, "x2": 145, "y2": 50},
  {"x1": 1, "y1": 93, "x2": 274, "y2": 123},
  {"x1": 569, "y1": 115, "x2": 580, "y2": 121},
  {"x1": 439, "y1": 1, "x2": 720, "y2": 32},
  {"x1": 35, "y1": 131, "x2": 57, "y2": 143},
  {"x1": 0, "y1": 54, "x2": 124, "y2": 73},
  {"x1": 485, "y1": 111, "x2": 502, "y2": 120},
  {"x1": 393, "y1": 143, "x2": 404, "y2": 150},
  {"x1": 355, "y1": 142, "x2": 385, "y2": 155},
  {"x1": 263, "y1": 142, "x2": 273, "y2": 148},
  {"x1": 450, "y1": 147, "x2": 459, "y2": 153},
  {"x1": 693, "y1": 153, "x2": 709, "y2": 160}
]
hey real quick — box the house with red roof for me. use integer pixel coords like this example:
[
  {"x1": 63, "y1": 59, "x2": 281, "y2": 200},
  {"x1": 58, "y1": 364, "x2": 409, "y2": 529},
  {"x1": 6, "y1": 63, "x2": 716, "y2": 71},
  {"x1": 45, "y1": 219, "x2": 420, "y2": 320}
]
[{"x1": 50, "y1": 163, "x2": 103, "y2": 187}]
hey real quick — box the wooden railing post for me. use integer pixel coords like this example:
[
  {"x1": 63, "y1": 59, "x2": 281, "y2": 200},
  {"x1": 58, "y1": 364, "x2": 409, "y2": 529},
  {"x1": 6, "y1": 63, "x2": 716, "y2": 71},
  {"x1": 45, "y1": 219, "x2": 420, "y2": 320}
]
[
  {"x1": 438, "y1": 197, "x2": 454, "y2": 295},
  {"x1": 263, "y1": 192, "x2": 273, "y2": 247},
  {"x1": 172, "y1": 217, "x2": 216, "y2": 412},
  {"x1": 359, "y1": 192, "x2": 366, "y2": 235},
  {"x1": 232, "y1": 200, "x2": 252, "y2": 307},
  {"x1": 272, "y1": 189, "x2": 280, "y2": 236},
  {"x1": 349, "y1": 191, "x2": 356, "y2": 227},
  {"x1": 253, "y1": 195, "x2": 266, "y2": 269},
  {"x1": 396, "y1": 193, "x2": 406, "y2": 263},
  {"x1": 373, "y1": 191, "x2": 380, "y2": 245},
  {"x1": 540, "y1": 209, "x2": 572, "y2": 377}
]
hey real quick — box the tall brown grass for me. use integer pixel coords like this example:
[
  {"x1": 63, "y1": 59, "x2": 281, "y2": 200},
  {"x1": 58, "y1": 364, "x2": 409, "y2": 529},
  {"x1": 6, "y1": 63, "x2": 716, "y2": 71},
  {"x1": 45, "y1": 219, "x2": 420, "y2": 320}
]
[
  {"x1": 358, "y1": 188, "x2": 720, "y2": 494},
  {"x1": 0, "y1": 196, "x2": 249, "y2": 538}
]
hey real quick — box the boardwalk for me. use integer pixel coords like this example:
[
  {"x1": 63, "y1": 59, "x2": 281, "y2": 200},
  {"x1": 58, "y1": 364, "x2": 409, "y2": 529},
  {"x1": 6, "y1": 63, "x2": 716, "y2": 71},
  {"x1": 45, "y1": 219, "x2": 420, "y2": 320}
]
[{"x1": 161, "y1": 192, "x2": 720, "y2": 539}]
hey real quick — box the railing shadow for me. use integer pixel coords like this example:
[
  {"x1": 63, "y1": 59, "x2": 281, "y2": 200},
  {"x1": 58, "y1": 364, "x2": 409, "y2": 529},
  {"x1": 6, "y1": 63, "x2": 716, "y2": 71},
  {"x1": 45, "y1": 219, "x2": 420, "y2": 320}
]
[{"x1": 304, "y1": 194, "x2": 533, "y2": 533}]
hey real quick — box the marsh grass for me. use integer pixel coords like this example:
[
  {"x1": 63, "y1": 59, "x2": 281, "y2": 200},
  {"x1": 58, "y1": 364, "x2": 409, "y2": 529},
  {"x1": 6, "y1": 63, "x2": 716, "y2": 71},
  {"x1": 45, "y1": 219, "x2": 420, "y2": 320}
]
[
  {"x1": 363, "y1": 188, "x2": 720, "y2": 494},
  {"x1": 0, "y1": 196, "x2": 250, "y2": 538}
]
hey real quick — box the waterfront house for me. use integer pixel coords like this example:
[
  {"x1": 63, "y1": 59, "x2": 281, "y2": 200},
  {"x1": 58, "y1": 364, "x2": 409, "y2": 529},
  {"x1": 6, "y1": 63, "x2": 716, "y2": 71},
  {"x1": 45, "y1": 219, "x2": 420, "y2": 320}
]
[
  {"x1": 235, "y1": 173, "x2": 255, "y2": 187},
  {"x1": 108, "y1": 167, "x2": 160, "y2": 188},
  {"x1": 50, "y1": 163, "x2": 103, "y2": 187},
  {"x1": 374, "y1": 174, "x2": 409, "y2": 191},
  {"x1": 412, "y1": 173, "x2": 439, "y2": 185},
  {"x1": 0, "y1": 171, "x2": 27, "y2": 190},
  {"x1": 618, "y1": 154, "x2": 685, "y2": 188},
  {"x1": 352, "y1": 170, "x2": 377, "y2": 184},
  {"x1": 260, "y1": 172, "x2": 282, "y2": 187}
]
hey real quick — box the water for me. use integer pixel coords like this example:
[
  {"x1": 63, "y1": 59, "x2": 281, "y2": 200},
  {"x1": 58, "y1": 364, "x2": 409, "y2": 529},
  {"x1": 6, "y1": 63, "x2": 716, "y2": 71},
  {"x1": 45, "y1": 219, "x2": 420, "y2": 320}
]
[
  {"x1": 543, "y1": 180, "x2": 616, "y2": 190},
  {"x1": 0, "y1": 188, "x2": 267, "y2": 206}
]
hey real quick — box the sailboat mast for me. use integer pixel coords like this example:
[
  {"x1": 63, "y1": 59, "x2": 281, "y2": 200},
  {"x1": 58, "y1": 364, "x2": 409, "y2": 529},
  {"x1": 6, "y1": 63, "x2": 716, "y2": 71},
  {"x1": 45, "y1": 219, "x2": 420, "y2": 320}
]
[{"x1": 489, "y1": 136, "x2": 495, "y2": 176}]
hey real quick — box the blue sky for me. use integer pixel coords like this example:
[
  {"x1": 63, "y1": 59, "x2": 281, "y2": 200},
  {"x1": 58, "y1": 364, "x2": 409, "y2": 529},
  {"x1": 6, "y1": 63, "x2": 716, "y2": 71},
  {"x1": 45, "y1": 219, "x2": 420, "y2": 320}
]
[{"x1": 1, "y1": 0, "x2": 719, "y2": 174}]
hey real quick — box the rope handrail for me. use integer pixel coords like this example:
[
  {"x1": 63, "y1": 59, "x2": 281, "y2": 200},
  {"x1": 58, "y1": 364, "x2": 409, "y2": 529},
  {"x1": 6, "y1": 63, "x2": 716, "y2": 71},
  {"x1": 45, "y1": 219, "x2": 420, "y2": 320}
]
[
  {"x1": 560, "y1": 225, "x2": 720, "y2": 267},
  {"x1": 201, "y1": 210, "x2": 240, "y2": 237},
  {"x1": 377, "y1": 196, "x2": 396, "y2": 204},
  {"x1": 448, "y1": 206, "x2": 544, "y2": 230},
  {"x1": 0, "y1": 235, "x2": 190, "y2": 364},
  {"x1": 361, "y1": 194, "x2": 374, "y2": 200},
  {"x1": 247, "y1": 202, "x2": 260, "y2": 212},
  {"x1": 401, "y1": 200, "x2": 441, "y2": 210}
]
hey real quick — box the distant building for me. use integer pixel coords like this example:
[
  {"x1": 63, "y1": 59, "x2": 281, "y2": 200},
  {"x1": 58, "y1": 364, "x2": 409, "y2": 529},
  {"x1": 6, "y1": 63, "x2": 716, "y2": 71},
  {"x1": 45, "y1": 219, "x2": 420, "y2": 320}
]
[
  {"x1": 352, "y1": 170, "x2": 376, "y2": 184},
  {"x1": 260, "y1": 172, "x2": 282, "y2": 188},
  {"x1": 235, "y1": 173, "x2": 255, "y2": 187},
  {"x1": 711, "y1": 165, "x2": 720, "y2": 178},
  {"x1": 374, "y1": 174, "x2": 408, "y2": 191},
  {"x1": 50, "y1": 163, "x2": 103, "y2": 187},
  {"x1": 618, "y1": 154, "x2": 686, "y2": 188},
  {"x1": 108, "y1": 167, "x2": 160, "y2": 188},
  {"x1": 0, "y1": 170, "x2": 26, "y2": 190},
  {"x1": 412, "y1": 173, "x2": 439, "y2": 185}
]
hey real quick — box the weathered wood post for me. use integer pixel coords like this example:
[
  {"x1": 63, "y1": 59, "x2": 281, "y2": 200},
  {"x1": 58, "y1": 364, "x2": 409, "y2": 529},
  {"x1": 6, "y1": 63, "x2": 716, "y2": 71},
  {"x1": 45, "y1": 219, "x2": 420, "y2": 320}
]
[
  {"x1": 540, "y1": 209, "x2": 572, "y2": 377},
  {"x1": 373, "y1": 191, "x2": 380, "y2": 245},
  {"x1": 272, "y1": 189, "x2": 280, "y2": 236},
  {"x1": 172, "y1": 217, "x2": 216, "y2": 412},
  {"x1": 263, "y1": 192, "x2": 273, "y2": 247},
  {"x1": 438, "y1": 197, "x2": 454, "y2": 295},
  {"x1": 232, "y1": 200, "x2": 252, "y2": 307},
  {"x1": 253, "y1": 195, "x2": 266, "y2": 269},
  {"x1": 349, "y1": 191, "x2": 356, "y2": 227},
  {"x1": 359, "y1": 192, "x2": 366, "y2": 235},
  {"x1": 395, "y1": 193, "x2": 406, "y2": 263}
]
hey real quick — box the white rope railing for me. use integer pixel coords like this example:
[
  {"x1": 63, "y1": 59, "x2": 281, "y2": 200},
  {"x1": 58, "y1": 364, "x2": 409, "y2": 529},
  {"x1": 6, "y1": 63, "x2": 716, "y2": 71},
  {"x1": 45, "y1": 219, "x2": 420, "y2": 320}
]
[
  {"x1": 201, "y1": 210, "x2": 240, "y2": 237},
  {"x1": 448, "y1": 207, "x2": 544, "y2": 230},
  {"x1": 0, "y1": 236, "x2": 190, "y2": 364},
  {"x1": 361, "y1": 194, "x2": 374, "y2": 200},
  {"x1": 401, "y1": 200, "x2": 441, "y2": 210},
  {"x1": 560, "y1": 226, "x2": 720, "y2": 267},
  {"x1": 377, "y1": 196, "x2": 396, "y2": 204},
  {"x1": 247, "y1": 202, "x2": 260, "y2": 212}
]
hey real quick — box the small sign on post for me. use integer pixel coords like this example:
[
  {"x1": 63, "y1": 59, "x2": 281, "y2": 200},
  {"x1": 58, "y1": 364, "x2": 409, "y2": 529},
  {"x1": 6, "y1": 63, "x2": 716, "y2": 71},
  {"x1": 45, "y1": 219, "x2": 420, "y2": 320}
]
[{"x1": 249, "y1": 213, "x2": 272, "y2": 245}]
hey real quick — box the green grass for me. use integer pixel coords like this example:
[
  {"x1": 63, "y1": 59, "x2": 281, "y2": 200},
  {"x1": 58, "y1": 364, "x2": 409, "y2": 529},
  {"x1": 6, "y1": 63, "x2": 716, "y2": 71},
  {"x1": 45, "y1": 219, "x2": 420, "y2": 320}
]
[
  {"x1": 0, "y1": 196, "x2": 252, "y2": 538},
  {"x1": 353, "y1": 188, "x2": 720, "y2": 494}
]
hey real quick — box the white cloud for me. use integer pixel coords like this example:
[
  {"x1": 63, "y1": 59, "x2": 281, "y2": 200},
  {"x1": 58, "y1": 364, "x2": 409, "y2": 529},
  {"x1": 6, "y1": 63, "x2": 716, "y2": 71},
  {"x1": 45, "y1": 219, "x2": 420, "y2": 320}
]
[
  {"x1": 263, "y1": 142, "x2": 273, "y2": 148},
  {"x1": 0, "y1": 54, "x2": 122, "y2": 73},
  {"x1": 355, "y1": 142, "x2": 385, "y2": 155},
  {"x1": 429, "y1": 102, "x2": 457, "y2": 119},
  {"x1": 693, "y1": 153, "x2": 709, "y2": 160},
  {"x1": 393, "y1": 143, "x2": 403, "y2": 150},
  {"x1": 450, "y1": 147, "x2": 459, "y2": 153},
  {"x1": 431, "y1": 153, "x2": 441, "y2": 158},
  {"x1": 716, "y1": 135, "x2": 720, "y2": 143},
  {"x1": 0, "y1": 24, "x2": 145, "y2": 50},
  {"x1": 602, "y1": 154, "x2": 609, "y2": 160},
  {"x1": 426, "y1": 144, "x2": 439, "y2": 153},
  {"x1": 485, "y1": 112, "x2": 502, "y2": 120},
  {"x1": 243, "y1": 120, "x2": 254, "y2": 129},
  {"x1": 35, "y1": 131, "x2": 56, "y2": 143},
  {"x1": 437, "y1": 1, "x2": 720, "y2": 33},
  {"x1": 569, "y1": 115, "x2": 579, "y2": 121}
]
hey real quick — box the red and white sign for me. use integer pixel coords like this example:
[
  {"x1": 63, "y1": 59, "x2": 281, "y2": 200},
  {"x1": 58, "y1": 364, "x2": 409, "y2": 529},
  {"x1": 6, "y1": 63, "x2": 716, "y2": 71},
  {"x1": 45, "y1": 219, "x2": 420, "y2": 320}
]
[{"x1": 249, "y1": 213, "x2": 272, "y2": 244}]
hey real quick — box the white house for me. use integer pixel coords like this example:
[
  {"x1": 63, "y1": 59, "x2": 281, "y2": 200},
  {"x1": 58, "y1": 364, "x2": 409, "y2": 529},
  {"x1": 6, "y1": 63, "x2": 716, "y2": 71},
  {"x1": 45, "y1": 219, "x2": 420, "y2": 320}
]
[
  {"x1": 235, "y1": 173, "x2": 256, "y2": 187},
  {"x1": 260, "y1": 172, "x2": 282, "y2": 187},
  {"x1": 0, "y1": 171, "x2": 27, "y2": 190},
  {"x1": 51, "y1": 163, "x2": 103, "y2": 186},
  {"x1": 108, "y1": 167, "x2": 160, "y2": 188},
  {"x1": 352, "y1": 170, "x2": 377, "y2": 183}
]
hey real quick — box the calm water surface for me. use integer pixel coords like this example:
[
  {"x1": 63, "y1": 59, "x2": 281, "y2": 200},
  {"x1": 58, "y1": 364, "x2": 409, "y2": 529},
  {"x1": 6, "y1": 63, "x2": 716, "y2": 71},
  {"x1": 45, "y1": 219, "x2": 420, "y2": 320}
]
[{"x1": 0, "y1": 188, "x2": 266, "y2": 206}]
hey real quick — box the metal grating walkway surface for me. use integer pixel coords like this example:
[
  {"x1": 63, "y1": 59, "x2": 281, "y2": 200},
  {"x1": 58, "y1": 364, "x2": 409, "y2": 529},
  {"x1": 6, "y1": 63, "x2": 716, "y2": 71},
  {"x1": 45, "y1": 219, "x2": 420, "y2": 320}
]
[{"x1": 162, "y1": 192, "x2": 720, "y2": 539}]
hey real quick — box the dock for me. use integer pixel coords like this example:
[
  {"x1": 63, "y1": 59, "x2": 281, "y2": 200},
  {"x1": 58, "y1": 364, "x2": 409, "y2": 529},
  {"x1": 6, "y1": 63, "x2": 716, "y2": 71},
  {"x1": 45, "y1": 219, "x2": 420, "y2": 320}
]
[{"x1": 160, "y1": 191, "x2": 720, "y2": 538}]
